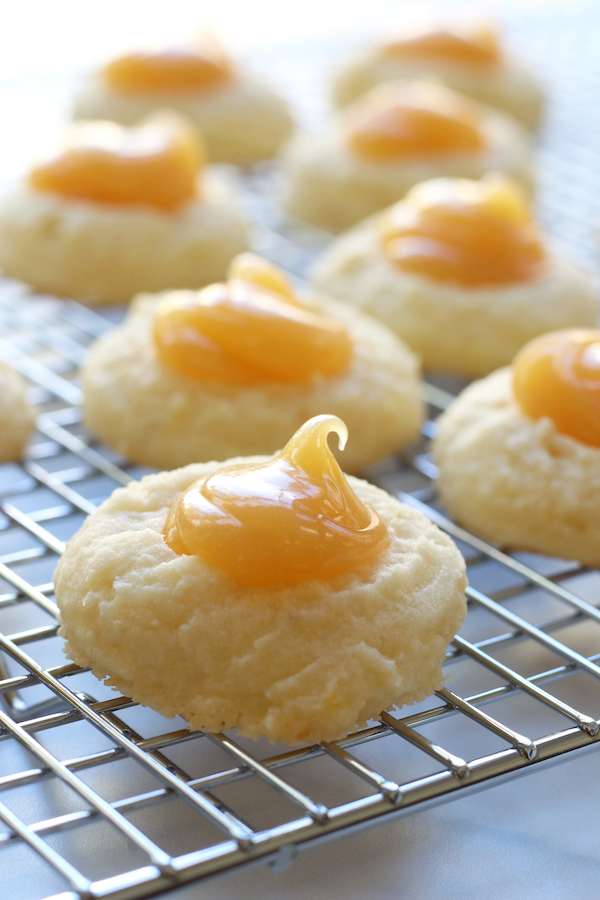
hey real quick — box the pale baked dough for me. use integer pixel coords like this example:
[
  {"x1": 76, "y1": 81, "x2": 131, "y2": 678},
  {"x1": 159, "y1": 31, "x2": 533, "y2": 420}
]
[
  {"x1": 82, "y1": 290, "x2": 424, "y2": 473},
  {"x1": 0, "y1": 172, "x2": 248, "y2": 304},
  {"x1": 54, "y1": 465, "x2": 467, "y2": 745},
  {"x1": 433, "y1": 368, "x2": 600, "y2": 565},
  {"x1": 332, "y1": 50, "x2": 544, "y2": 129},
  {"x1": 311, "y1": 215, "x2": 598, "y2": 377},
  {"x1": 281, "y1": 90, "x2": 534, "y2": 232},
  {"x1": 0, "y1": 362, "x2": 36, "y2": 461},
  {"x1": 72, "y1": 72, "x2": 294, "y2": 165}
]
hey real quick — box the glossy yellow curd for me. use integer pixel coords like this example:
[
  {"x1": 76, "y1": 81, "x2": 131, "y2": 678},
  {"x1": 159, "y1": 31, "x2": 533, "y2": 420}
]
[
  {"x1": 103, "y1": 44, "x2": 233, "y2": 94},
  {"x1": 29, "y1": 115, "x2": 205, "y2": 211},
  {"x1": 513, "y1": 329, "x2": 600, "y2": 448},
  {"x1": 164, "y1": 415, "x2": 389, "y2": 587},
  {"x1": 381, "y1": 25, "x2": 501, "y2": 67},
  {"x1": 153, "y1": 254, "x2": 353, "y2": 384},
  {"x1": 347, "y1": 82, "x2": 486, "y2": 162},
  {"x1": 380, "y1": 174, "x2": 546, "y2": 287}
]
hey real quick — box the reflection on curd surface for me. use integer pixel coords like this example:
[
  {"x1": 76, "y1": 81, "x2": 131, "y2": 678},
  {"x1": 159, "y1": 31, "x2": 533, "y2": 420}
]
[
  {"x1": 513, "y1": 329, "x2": 600, "y2": 448},
  {"x1": 29, "y1": 116, "x2": 205, "y2": 210},
  {"x1": 164, "y1": 415, "x2": 389, "y2": 587},
  {"x1": 380, "y1": 174, "x2": 546, "y2": 287},
  {"x1": 347, "y1": 82, "x2": 486, "y2": 162},
  {"x1": 103, "y1": 45, "x2": 233, "y2": 94},
  {"x1": 381, "y1": 25, "x2": 501, "y2": 67},
  {"x1": 153, "y1": 253, "x2": 353, "y2": 384}
]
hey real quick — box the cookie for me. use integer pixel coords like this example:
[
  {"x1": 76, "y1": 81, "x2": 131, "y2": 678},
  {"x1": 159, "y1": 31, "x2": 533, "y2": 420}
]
[
  {"x1": 311, "y1": 178, "x2": 597, "y2": 376},
  {"x1": 0, "y1": 362, "x2": 36, "y2": 461},
  {"x1": 72, "y1": 42, "x2": 293, "y2": 164},
  {"x1": 0, "y1": 116, "x2": 248, "y2": 303},
  {"x1": 332, "y1": 24, "x2": 544, "y2": 129},
  {"x1": 81, "y1": 279, "x2": 424, "y2": 472},
  {"x1": 55, "y1": 440, "x2": 467, "y2": 745},
  {"x1": 282, "y1": 82, "x2": 534, "y2": 232},
  {"x1": 434, "y1": 355, "x2": 600, "y2": 564}
]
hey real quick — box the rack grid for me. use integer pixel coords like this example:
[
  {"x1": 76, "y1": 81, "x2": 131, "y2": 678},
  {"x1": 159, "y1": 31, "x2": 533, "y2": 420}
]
[{"x1": 2, "y1": 8, "x2": 600, "y2": 900}]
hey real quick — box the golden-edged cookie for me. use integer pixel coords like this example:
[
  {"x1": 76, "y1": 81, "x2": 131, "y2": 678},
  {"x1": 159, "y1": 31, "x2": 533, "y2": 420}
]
[
  {"x1": 311, "y1": 179, "x2": 597, "y2": 377},
  {"x1": 55, "y1": 458, "x2": 467, "y2": 745},
  {"x1": 0, "y1": 362, "x2": 36, "y2": 461},
  {"x1": 73, "y1": 42, "x2": 293, "y2": 164},
  {"x1": 82, "y1": 285, "x2": 424, "y2": 473},
  {"x1": 0, "y1": 116, "x2": 248, "y2": 304},
  {"x1": 282, "y1": 82, "x2": 534, "y2": 232},
  {"x1": 434, "y1": 363, "x2": 600, "y2": 565},
  {"x1": 332, "y1": 24, "x2": 544, "y2": 129}
]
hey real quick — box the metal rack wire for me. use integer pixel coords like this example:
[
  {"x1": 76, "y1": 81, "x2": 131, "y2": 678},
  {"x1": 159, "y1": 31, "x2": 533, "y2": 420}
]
[{"x1": 2, "y1": 8, "x2": 600, "y2": 900}]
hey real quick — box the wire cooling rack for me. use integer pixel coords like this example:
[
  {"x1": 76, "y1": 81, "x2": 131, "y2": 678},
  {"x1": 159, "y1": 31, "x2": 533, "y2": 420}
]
[{"x1": 2, "y1": 8, "x2": 600, "y2": 900}]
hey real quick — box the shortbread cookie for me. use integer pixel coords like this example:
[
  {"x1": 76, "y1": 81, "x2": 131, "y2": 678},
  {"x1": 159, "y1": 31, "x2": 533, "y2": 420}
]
[
  {"x1": 55, "y1": 461, "x2": 467, "y2": 744},
  {"x1": 311, "y1": 187, "x2": 597, "y2": 377},
  {"x1": 332, "y1": 25, "x2": 544, "y2": 129},
  {"x1": 0, "y1": 116, "x2": 248, "y2": 304},
  {"x1": 0, "y1": 362, "x2": 36, "y2": 461},
  {"x1": 282, "y1": 82, "x2": 534, "y2": 232},
  {"x1": 82, "y1": 287, "x2": 424, "y2": 472},
  {"x1": 433, "y1": 367, "x2": 600, "y2": 564},
  {"x1": 0, "y1": 174, "x2": 247, "y2": 304},
  {"x1": 72, "y1": 45, "x2": 293, "y2": 164}
]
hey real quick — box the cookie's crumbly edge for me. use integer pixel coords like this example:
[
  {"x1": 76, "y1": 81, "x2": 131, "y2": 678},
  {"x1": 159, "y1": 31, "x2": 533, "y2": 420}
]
[{"x1": 0, "y1": 361, "x2": 37, "y2": 462}]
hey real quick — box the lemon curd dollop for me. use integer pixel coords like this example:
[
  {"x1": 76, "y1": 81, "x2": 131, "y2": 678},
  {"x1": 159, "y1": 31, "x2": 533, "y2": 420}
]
[
  {"x1": 102, "y1": 43, "x2": 233, "y2": 94},
  {"x1": 380, "y1": 174, "x2": 546, "y2": 287},
  {"x1": 347, "y1": 82, "x2": 486, "y2": 162},
  {"x1": 164, "y1": 414, "x2": 390, "y2": 587},
  {"x1": 381, "y1": 24, "x2": 501, "y2": 67},
  {"x1": 153, "y1": 253, "x2": 353, "y2": 384},
  {"x1": 28, "y1": 115, "x2": 206, "y2": 211},
  {"x1": 513, "y1": 329, "x2": 600, "y2": 448}
]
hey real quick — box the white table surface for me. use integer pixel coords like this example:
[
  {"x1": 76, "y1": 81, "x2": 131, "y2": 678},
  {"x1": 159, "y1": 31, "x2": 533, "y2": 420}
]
[{"x1": 163, "y1": 750, "x2": 600, "y2": 899}]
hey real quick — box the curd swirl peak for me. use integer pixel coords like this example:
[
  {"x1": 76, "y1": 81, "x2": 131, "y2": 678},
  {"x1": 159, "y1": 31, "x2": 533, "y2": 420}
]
[{"x1": 164, "y1": 414, "x2": 389, "y2": 587}]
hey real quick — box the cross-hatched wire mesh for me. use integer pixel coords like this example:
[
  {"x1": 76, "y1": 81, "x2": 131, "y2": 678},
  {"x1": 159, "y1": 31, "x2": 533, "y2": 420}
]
[{"x1": 2, "y1": 8, "x2": 600, "y2": 900}]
